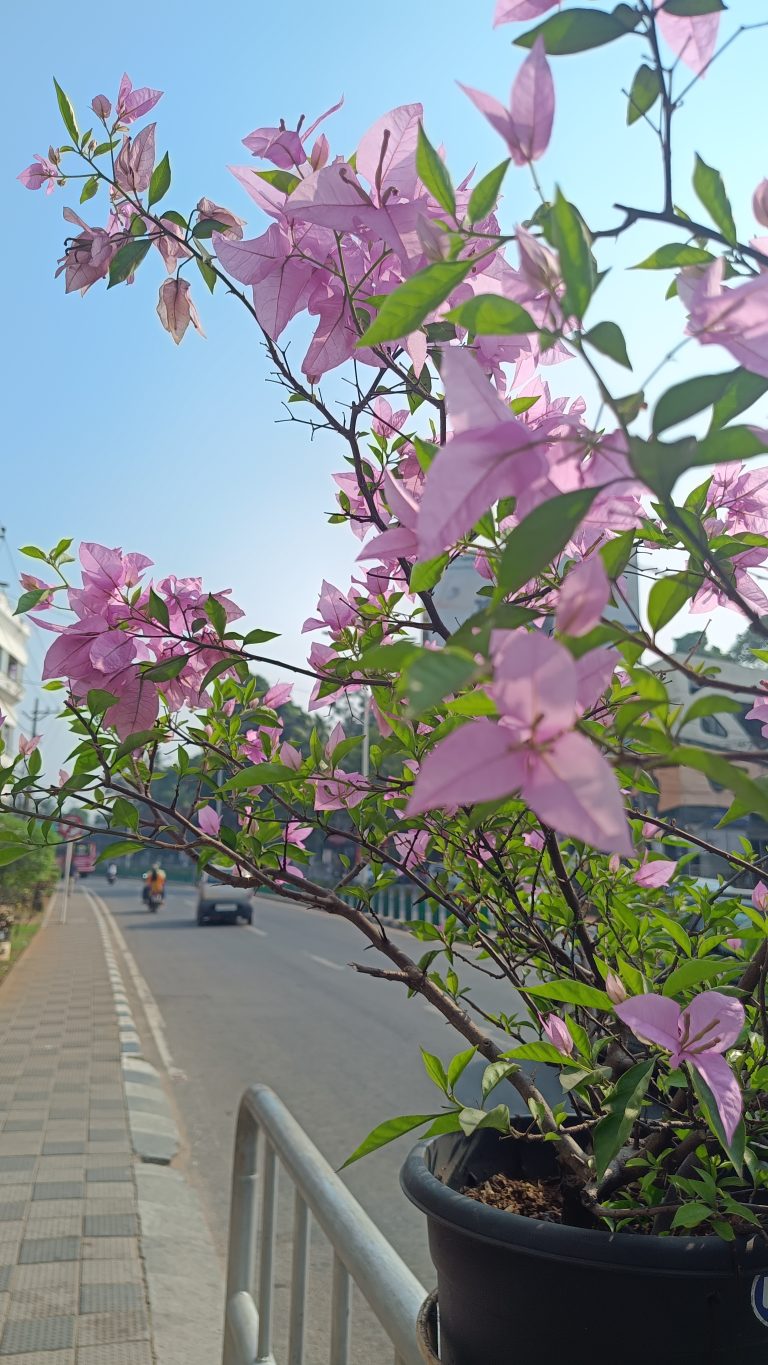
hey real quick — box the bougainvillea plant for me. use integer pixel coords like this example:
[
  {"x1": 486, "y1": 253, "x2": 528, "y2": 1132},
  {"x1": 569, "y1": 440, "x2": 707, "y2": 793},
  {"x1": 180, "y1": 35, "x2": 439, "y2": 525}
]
[{"x1": 13, "y1": 0, "x2": 768, "y2": 1235}]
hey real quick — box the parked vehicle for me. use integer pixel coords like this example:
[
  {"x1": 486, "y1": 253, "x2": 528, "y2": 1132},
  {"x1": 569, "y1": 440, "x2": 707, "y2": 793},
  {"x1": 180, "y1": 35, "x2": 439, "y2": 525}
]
[{"x1": 196, "y1": 869, "x2": 254, "y2": 925}]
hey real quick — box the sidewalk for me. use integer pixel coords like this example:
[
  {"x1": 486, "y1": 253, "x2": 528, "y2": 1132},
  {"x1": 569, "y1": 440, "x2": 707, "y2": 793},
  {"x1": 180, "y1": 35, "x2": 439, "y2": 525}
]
[{"x1": 0, "y1": 889, "x2": 222, "y2": 1364}]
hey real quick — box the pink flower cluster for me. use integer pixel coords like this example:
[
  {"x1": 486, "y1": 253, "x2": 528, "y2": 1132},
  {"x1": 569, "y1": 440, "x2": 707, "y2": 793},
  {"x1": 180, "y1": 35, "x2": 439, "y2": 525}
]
[{"x1": 36, "y1": 542, "x2": 243, "y2": 738}]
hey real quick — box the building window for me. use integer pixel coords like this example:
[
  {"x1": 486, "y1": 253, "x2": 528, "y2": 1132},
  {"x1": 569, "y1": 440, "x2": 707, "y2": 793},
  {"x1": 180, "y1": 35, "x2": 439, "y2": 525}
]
[
  {"x1": 6, "y1": 656, "x2": 20, "y2": 684},
  {"x1": 701, "y1": 714, "x2": 727, "y2": 738}
]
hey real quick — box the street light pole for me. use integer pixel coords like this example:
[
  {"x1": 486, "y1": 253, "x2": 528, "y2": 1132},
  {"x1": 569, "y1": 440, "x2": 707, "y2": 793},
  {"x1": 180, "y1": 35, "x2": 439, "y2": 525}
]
[
  {"x1": 60, "y1": 839, "x2": 73, "y2": 925},
  {"x1": 361, "y1": 691, "x2": 371, "y2": 781}
]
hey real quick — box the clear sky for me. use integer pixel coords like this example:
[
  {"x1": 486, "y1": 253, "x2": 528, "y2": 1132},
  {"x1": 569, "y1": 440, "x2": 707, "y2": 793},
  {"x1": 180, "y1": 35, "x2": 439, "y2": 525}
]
[{"x1": 3, "y1": 0, "x2": 767, "y2": 772}]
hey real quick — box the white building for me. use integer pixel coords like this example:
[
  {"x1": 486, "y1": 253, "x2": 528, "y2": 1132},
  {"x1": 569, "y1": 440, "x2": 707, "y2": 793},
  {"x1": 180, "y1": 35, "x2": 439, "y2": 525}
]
[
  {"x1": 0, "y1": 590, "x2": 29, "y2": 753},
  {"x1": 654, "y1": 655, "x2": 768, "y2": 881}
]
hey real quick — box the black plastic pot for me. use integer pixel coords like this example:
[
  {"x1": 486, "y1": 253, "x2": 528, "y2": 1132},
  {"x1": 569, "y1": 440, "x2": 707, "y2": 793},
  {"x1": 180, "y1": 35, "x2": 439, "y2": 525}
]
[{"x1": 401, "y1": 1128, "x2": 768, "y2": 1365}]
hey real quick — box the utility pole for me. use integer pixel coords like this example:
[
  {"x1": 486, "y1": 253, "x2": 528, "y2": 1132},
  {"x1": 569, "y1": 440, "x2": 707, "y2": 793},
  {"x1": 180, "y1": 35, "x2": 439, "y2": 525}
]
[{"x1": 24, "y1": 697, "x2": 56, "y2": 740}]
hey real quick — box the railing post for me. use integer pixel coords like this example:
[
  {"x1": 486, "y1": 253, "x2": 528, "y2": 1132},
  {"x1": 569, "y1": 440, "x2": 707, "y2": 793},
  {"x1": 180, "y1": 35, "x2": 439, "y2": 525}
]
[
  {"x1": 330, "y1": 1253, "x2": 351, "y2": 1364},
  {"x1": 288, "y1": 1193, "x2": 310, "y2": 1365},
  {"x1": 223, "y1": 1105, "x2": 259, "y2": 1365},
  {"x1": 256, "y1": 1141, "x2": 279, "y2": 1362}
]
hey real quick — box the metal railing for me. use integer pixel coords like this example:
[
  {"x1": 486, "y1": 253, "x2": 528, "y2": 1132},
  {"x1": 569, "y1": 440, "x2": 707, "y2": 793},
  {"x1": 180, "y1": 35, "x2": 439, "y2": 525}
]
[
  {"x1": 370, "y1": 885, "x2": 446, "y2": 928},
  {"x1": 222, "y1": 1084, "x2": 427, "y2": 1365}
]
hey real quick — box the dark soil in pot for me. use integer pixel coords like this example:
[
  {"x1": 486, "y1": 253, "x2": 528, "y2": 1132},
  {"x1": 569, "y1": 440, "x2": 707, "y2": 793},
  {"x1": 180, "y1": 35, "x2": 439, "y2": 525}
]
[{"x1": 401, "y1": 1127, "x2": 768, "y2": 1365}]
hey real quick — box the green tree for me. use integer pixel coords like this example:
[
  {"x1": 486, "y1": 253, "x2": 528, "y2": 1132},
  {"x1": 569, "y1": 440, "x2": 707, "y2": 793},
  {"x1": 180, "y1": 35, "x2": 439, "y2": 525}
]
[{"x1": 0, "y1": 817, "x2": 58, "y2": 909}]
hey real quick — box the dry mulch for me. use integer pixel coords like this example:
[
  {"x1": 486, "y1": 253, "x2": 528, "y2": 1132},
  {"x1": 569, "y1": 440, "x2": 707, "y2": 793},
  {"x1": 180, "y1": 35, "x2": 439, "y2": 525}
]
[{"x1": 462, "y1": 1174, "x2": 564, "y2": 1223}]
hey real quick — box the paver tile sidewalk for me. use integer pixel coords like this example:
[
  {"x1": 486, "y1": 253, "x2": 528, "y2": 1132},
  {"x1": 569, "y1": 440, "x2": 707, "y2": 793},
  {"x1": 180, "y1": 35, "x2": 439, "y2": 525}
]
[{"x1": 0, "y1": 893, "x2": 152, "y2": 1364}]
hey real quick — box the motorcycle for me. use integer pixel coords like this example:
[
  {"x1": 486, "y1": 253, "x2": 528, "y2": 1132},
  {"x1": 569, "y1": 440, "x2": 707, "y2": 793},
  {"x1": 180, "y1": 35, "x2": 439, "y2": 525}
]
[{"x1": 147, "y1": 889, "x2": 163, "y2": 913}]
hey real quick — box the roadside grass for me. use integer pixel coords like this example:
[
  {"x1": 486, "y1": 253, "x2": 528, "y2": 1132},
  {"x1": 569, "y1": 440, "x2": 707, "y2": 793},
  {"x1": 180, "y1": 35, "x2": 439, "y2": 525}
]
[{"x1": 0, "y1": 920, "x2": 41, "y2": 987}]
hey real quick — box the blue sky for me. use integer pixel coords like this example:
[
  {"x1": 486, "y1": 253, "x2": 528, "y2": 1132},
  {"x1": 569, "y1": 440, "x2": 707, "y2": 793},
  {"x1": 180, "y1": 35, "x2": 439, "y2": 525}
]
[{"x1": 2, "y1": 0, "x2": 767, "y2": 770}]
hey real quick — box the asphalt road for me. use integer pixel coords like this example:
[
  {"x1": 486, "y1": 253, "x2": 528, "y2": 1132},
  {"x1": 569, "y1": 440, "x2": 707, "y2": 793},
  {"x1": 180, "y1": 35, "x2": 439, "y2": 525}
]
[{"x1": 96, "y1": 879, "x2": 560, "y2": 1305}]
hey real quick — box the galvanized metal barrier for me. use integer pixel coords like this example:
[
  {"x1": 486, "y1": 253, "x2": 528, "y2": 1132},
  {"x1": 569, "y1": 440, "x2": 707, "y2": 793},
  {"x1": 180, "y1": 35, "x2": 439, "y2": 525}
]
[{"x1": 222, "y1": 1083, "x2": 427, "y2": 1365}]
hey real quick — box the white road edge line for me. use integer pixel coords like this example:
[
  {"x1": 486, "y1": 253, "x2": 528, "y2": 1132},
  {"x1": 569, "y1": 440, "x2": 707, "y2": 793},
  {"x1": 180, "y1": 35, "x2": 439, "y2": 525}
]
[
  {"x1": 87, "y1": 889, "x2": 185, "y2": 1080},
  {"x1": 245, "y1": 925, "x2": 268, "y2": 937},
  {"x1": 307, "y1": 953, "x2": 344, "y2": 972}
]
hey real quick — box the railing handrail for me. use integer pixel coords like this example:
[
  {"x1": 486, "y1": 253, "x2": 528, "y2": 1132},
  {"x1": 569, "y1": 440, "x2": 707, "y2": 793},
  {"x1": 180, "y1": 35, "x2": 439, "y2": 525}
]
[{"x1": 223, "y1": 1083, "x2": 427, "y2": 1365}]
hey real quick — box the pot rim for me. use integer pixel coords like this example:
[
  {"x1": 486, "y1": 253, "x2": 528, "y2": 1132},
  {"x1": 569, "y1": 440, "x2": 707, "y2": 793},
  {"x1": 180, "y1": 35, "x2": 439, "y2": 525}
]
[{"x1": 401, "y1": 1136, "x2": 768, "y2": 1276}]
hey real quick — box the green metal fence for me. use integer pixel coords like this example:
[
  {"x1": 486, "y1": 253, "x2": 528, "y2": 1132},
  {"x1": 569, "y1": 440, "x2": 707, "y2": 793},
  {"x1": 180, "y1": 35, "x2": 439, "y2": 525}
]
[{"x1": 370, "y1": 884, "x2": 445, "y2": 927}]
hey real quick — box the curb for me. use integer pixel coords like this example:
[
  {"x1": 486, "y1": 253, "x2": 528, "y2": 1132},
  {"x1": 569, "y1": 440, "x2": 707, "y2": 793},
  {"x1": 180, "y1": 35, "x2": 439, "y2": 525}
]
[
  {"x1": 136, "y1": 1165, "x2": 224, "y2": 1364},
  {"x1": 85, "y1": 891, "x2": 224, "y2": 1365},
  {"x1": 90, "y1": 894, "x2": 181, "y2": 1165}
]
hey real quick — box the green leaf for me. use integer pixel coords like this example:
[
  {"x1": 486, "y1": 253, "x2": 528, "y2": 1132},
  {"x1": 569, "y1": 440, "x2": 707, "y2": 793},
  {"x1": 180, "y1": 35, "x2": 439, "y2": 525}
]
[
  {"x1": 190, "y1": 219, "x2": 230, "y2": 240},
  {"x1": 53, "y1": 78, "x2": 79, "y2": 144},
  {"x1": 467, "y1": 160, "x2": 510, "y2": 225},
  {"x1": 257, "y1": 168, "x2": 301, "y2": 194},
  {"x1": 628, "y1": 435, "x2": 697, "y2": 497},
  {"x1": 515, "y1": 8, "x2": 637, "y2": 54},
  {"x1": 147, "y1": 151, "x2": 171, "y2": 208},
  {"x1": 416, "y1": 124, "x2": 455, "y2": 218},
  {"x1": 458, "y1": 1104, "x2": 510, "y2": 1137},
  {"x1": 204, "y1": 595, "x2": 227, "y2": 638},
  {"x1": 400, "y1": 648, "x2": 477, "y2": 717},
  {"x1": 113, "y1": 730, "x2": 163, "y2": 762},
  {"x1": 504, "y1": 1042, "x2": 582, "y2": 1066},
  {"x1": 221, "y1": 763, "x2": 300, "y2": 792},
  {"x1": 583, "y1": 321, "x2": 632, "y2": 369},
  {"x1": 146, "y1": 588, "x2": 170, "y2": 630},
  {"x1": 243, "y1": 628, "x2": 280, "y2": 646},
  {"x1": 550, "y1": 188, "x2": 594, "y2": 318},
  {"x1": 107, "y1": 238, "x2": 151, "y2": 288},
  {"x1": 649, "y1": 909, "x2": 691, "y2": 957},
  {"x1": 663, "y1": 0, "x2": 725, "y2": 16},
  {"x1": 670, "y1": 1202, "x2": 712, "y2": 1230},
  {"x1": 409, "y1": 554, "x2": 448, "y2": 593},
  {"x1": 683, "y1": 694, "x2": 744, "y2": 726},
  {"x1": 196, "y1": 256, "x2": 217, "y2": 294},
  {"x1": 359, "y1": 640, "x2": 421, "y2": 672},
  {"x1": 698, "y1": 425, "x2": 768, "y2": 464},
  {"x1": 96, "y1": 840, "x2": 141, "y2": 862},
  {"x1": 0, "y1": 846, "x2": 35, "y2": 868},
  {"x1": 647, "y1": 572, "x2": 699, "y2": 632},
  {"x1": 481, "y1": 1061, "x2": 519, "y2": 1100},
  {"x1": 525, "y1": 980, "x2": 613, "y2": 1010},
  {"x1": 111, "y1": 796, "x2": 139, "y2": 833},
  {"x1": 86, "y1": 689, "x2": 119, "y2": 715},
  {"x1": 627, "y1": 63, "x2": 663, "y2": 125},
  {"x1": 341, "y1": 1113, "x2": 438, "y2": 1168},
  {"x1": 141, "y1": 655, "x2": 187, "y2": 683},
  {"x1": 358, "y1": 261, "x2": 472, "y2": 346},
  {"x1": 80, "y1": 176, "x2": 99, "y2": 205},
  {"x1": 199, "y1": 658, "x2": 236, "y2": 694},
  {"x1": 710, "y1": 369, "x2": 768, "y2": 431},
  {"x1": 445, "y1": 295, "x2": 536, "y2": 336},
  {"x1": 421, "y1": 1048, "x2": 449, "y2": 1094},
  {"x1": 497, "y1": 488, "x2": 601, "y2": 596},
  {"x1": 19, "y1": 546, "x2": 47, "y2": 561},
  {"x1": 689, "y1": 1065, "x2": 745, "y2": 1175},
  {"x1": 663, "y1": 957, "x2": 742, "y2": 997},
  {"x1": 14, "y1": 589, "x2": 48, "y2": 616},
  {"x1": 447, "y1": 1047, "x2": 477, "y2": 1090},
  {"x1": 670, "y1": 745, "x2": 768, "y2": 822},
  {"x1": 593, "y1": 1060, "x2": 655, "y2": 1182},
  {"x1": 130, "y1": 215, "x2": 147, "y2": 236},
  {"x1": 614, "y1": 391, "x2": 646, "y2": 424},
  {"x1": 600, "y1": 530, "x2": 635, "y2": 580},
  {"x1": 633, "y1": 244, "x2": 715, "y2": 270},
  {"x1": 423, "y1": 1113, "x2": 463, "y2": 1138},
  {"x1": 693, "y1": 154, "x2": 736, "y2": 245},
  {"x1": 652, "y1": 371, "x2": 735, "y2": 436}
]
